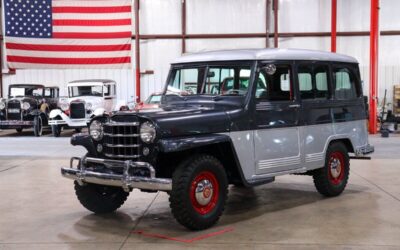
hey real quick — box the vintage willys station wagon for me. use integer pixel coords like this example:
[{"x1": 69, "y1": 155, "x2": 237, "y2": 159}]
[{"x1": 61, "y1": 49, "x2": 374, "y2": 230}]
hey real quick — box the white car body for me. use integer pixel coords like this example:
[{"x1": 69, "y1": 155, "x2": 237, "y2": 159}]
[{"x1": 49, "y1": 79, "x2": 123, "y2": 128}]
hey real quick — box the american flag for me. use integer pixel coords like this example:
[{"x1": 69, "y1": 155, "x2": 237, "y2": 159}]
[{"x1": 3, "y1": 0, "x2": 132, "y2": 69}]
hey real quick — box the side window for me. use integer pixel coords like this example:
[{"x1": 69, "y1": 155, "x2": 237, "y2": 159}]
[
  {"x1": 256, "y1": 64, "x2": 293, "y2": 101},
  {"x1": 205, "y1": 66, "x2": 251, "y2": 95},
  {"x1": 333, "y1": 67, "x2": 357, "y2": 100},
  {"x1": 298, "y1": 64, "x2": 330, "y2": 100},
  {"x1": 44, "y1": 88, "x2": 52, "y2": 97}
]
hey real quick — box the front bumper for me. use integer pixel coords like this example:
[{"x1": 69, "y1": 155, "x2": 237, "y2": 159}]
[
  {"x1": 61, "y1": 156, "x2": 172, "y2": 192},
  {"x1": 355, "y1": 144, "x2": 374, "y2": 156},
  {"x1": 0, "y1": 120, "x2": 33, "y2": 128}
]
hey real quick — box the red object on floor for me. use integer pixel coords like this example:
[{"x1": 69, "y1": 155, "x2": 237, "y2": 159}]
[{"x1": 131, "y1": 227, "x2": 234, "y2": 243}]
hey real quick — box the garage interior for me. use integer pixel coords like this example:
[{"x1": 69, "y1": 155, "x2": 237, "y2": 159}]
[{"x1": 1, "y1": 0, "x2": 400, "y2": 249}]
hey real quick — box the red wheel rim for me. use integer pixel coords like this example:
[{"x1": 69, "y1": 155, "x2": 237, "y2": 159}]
[
  {"x1": 190, "y1": 171, "x2": 219, "y2": 215},
  {"x1": 328, "y1": 151, "x2": 345, "y2": 185}
]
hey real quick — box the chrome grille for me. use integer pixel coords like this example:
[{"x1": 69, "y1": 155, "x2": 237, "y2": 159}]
[
  {"x1": 70, "y1": 102, "x2": 85, "y2": 119},
  {"x1": 103, "y1": 122, "x2": 140, "y2": 159},
  {"x1": 6, "y1": 100, "x2": 21, "y2": 120}
]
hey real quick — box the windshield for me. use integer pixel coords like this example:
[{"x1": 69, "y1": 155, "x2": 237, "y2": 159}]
[
  {"x1": 167, "y1": 65, "x2": 252, "y2": 96},
  {"x1": 69, "y1": 85, "x2": 103, "y2": 98},
  {"x1": 9, "y1": 87, "x2": 43, "y2": 98},
  {"x1": 146, "y1": 95, "x2": 162, "y2": 104}
]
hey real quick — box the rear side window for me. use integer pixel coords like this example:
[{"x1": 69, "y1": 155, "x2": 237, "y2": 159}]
[
  {"x1": 298, "y1": 64, "x2": 330, "y2": 100},
  {"x1": 256, "y1": 64, "x2": 293, "y2": 101},
  {"x1": 333, "y1": 67, "x2": 358, "y2": 100}
]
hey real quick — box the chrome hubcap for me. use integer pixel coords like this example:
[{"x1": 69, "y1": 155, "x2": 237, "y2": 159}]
[
  {"x1": 330, "y1": 158, "x2": 342, "y2": 178},
  {"x1": 194, "y1": 179, "x2": 214, "y2": 206}
]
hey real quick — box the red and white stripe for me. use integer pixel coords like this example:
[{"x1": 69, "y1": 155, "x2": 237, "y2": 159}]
[{"x1": 5, "y1": 0, "x2": 132, "y2": 69}]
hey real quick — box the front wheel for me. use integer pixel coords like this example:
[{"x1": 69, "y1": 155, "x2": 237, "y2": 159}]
[
  {"x1": 33, "y1": 116, "x2": 43, "y2": 137},
  {"x1": 313, "y1": 142, "x2": 350, "y2": 197},
  {"x1": 74, "y1": 181, "x2": 129, "y2": 214},
  {"x1": 169, "y1": 155, "x2": 228, "y2": 230}
]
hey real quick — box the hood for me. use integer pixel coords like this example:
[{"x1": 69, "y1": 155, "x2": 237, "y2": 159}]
[{"x1": 113, "y1": 100, "x2": 241, "y2": 138}]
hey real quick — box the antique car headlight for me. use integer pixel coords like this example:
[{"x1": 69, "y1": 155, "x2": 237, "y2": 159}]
[
  {"x1": 0, "y1": 101, "x2": 5, "y2": 110},
  {"x1": 60, "y1": 102, "x2": 69, "y2": 111},
  {"x1": 89, "y1": 120, "x2": 103, "y2": 141},
  {"x1": 85, "y1": 102, "x2": 93, "y2": 110},
  {"x1": 140, "y1": 121, "x2": 156, "y2": 143},
  {"x1": 22, "y1": 102, "x2": 30, "y2": 110}
]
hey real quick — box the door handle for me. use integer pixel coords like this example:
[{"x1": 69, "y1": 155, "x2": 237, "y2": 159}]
[{"x1": 289, "y1": 104, "x2": 300, "y2": 108}]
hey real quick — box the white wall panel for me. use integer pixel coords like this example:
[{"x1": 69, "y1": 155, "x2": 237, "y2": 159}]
[
  {"x1": 187, "y1": 0, "x2": 266, "y2": 34},
  {"x1": 140, "y1": 39, "x2": 181, "y2": 100},
  {"x1": 279, "y1": 0, "x2": 330, "y2": 33},
  {"x1": 186, "y1": 38, "x2": 266, "y2": 53},
  {"x1": 139, "y1": 0, "x2": 181, "y2": 34}
]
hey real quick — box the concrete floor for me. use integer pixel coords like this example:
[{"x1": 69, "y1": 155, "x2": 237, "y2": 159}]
[{"x1": 0, "y1": 128, "x2": 400, "y2": 249}]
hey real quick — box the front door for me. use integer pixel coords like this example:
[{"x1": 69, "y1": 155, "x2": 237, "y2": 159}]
[{"x1": 253, "y1": 62, "x2": 301, "y2": 175}]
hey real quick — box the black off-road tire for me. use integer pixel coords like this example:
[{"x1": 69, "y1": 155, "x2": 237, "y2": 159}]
[
  {"x1": 51, "y1": 125, "x2": 61, "y2": 137},
  {"x1": 74, "y1": 181, "x2": 129, "y2": 214},
  {"x1": 169, "y1": 155, "x2": 228, "y2": 230},
  {"x1": 33, "y1": 116, "x2": 43, "y2": 137},
  {"x1": 313, "y1": 142, "x2": 350, "y2": 197},
  {"x1": 16, "y1": 128, "x2": 23, "y2": 133}
]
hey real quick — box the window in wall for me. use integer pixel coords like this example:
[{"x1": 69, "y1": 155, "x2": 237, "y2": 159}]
[
  {"x1": 333, "y1": 67, "x2": 357, "y2": 100},
  {"x1": 256, "y1": 64, "x2": 293, "y2": 101}
]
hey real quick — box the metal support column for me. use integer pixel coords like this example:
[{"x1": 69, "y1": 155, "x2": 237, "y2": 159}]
[
  {"x1": 369, "y1": 0, "x2": 379, "y2": 134},
  {"x1": 273, "y1": 0, "x2": 278, "y2": 48},
  {"x1": 134, "y1": 0, "x2": 141, "y2": 102},
  {"x1": 331, "y1": 0, "x2": 337, "y2": 52},
  {"x1": 182, "y1": 0, "x2": 186, "y2": 54}
]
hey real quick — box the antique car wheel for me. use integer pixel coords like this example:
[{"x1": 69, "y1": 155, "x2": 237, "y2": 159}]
[
  {"x1": 16, "y1": 128, "x2": 23, "y2": 133},
  {"x1": 74, "y1": 181, "x2": 129, "y2": 214},
  {"x1": 169, "y1": 155, "x2": 228, "y2": 230},
  {"x1": 51, "y1": 125, "x2": 61, "y2": 137},
  {"x1": 313, "y1": 142, "x2": 350, "y2": 197},
  {"x1": 33, "y1": 116, "x2": 43, "y2": 137}
]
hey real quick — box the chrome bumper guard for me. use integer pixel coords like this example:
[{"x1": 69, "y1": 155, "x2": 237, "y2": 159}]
[
  {"x1": 355, "y1": 144, "x2": 375, "y2": 156},
  {"x1": 61, "y1": 157, "x2": 172, "y2": 192},
  {"x1": 0, "y1": 120, "x2": 33, "y2": 126}
]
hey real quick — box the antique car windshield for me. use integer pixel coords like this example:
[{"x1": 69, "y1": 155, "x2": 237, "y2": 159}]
[
  {"x1": 167, "y1": 65, "x2": 252, "y2": 96},
  {"x1": 69, "y1": 85, "x2": 103, "y2": 98},
  {"x1": 9, "y1": 87, "x2": 43, "y2": 98}
]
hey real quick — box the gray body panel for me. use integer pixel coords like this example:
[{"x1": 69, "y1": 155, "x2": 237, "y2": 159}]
[{"x1": 229, "y1": 120, "x2": 369, "y2": 183}]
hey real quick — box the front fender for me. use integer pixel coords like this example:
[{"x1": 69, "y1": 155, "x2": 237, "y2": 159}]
[
  {"x1": 92, "y1": 108, "x2": 106, "y2": 117},
  {"x1": 71, "y1": 133, "x2": 97, "y2": 156},
  {"x1": 49, "y1": 109, "x2": 63, "y2": 119},
  {"x1": 158, "y1": 134, "x2": 231, "y2": 153}
]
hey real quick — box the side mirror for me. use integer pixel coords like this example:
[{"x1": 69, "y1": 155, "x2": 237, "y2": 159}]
[{"x1": 207, "y1": 71, "x2": 215, "y2": 78}]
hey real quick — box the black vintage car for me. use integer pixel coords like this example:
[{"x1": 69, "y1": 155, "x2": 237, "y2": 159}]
[
  {"x1": 0, "y1": 84, "x2": 59, "y2": 136},
  {"x1": 61, "y1": 49, "x2": 373, "y2": 230}
]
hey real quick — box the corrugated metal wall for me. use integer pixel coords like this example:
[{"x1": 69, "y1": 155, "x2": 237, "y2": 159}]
[{"x1": 2, "y1": 0, "x2": 400, "y2": 107}]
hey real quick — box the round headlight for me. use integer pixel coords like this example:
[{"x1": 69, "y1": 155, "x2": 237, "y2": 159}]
[
  {"x1": 140, "y1": 121, "x2": 156, "y2": 143},
  {"x1": 60, "y1": 102, "x2": 69, "y2": 111},
  {"x1": 0, "y1": 102, "x2": 5, "y2": 110},
  {"x1": 89, "y1": 120, "x2": 103, "y2": 141},
  {"x1": 85, "y1": 102, "x2": 93, "y2": 110},
  {"x1": 22, "y1": 102, "x2": 30, "y2": 110}
]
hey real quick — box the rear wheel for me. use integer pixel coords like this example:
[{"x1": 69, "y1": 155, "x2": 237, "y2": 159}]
[
  {"x1": 74, "y1": 181, "x2": 129, "y2": 214},
  {"x1": 33, "y1": 116, "x2": 43, "y2": 137},
  {"x1": 51, "y1": 125, "x2": 61, "y2": 137},
  {"x1": 313, "y1": 142, "x2": 350, "y2": 197},
  {"x1": 169, "y1": 155, "x2": 228, "y2": 230}
]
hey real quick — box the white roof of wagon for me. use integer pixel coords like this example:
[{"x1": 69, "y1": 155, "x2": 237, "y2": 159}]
[
  {"x1": 67, "y1": 79, "x2": 116, "y2": 87},
  {"x1": 173, "y1": 48, "x2": 358, "y2": 64}
]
